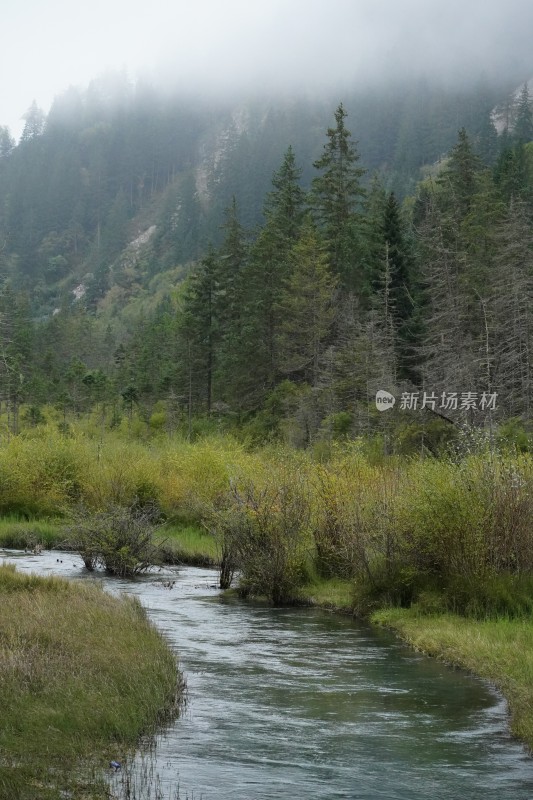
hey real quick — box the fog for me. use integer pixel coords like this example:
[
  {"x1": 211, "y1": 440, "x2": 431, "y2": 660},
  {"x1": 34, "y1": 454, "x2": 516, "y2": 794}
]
[{"x1": 3, "y1": 0, "x2": 533, "y2": 137}]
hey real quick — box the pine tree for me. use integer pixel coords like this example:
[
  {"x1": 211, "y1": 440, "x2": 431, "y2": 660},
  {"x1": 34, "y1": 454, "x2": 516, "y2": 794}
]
[
  {"x1": 491, "y1": 200, "x2": 533, "y2": 417},
  {"x1": 459, "y1": 171, "x2": 505, "y2": 290},
  {"x1": 359, "y1": 175, "x2": 387, "y2": 302},
  {"x1": 494, "y1": 144, "x2": 523, "y2": 201},
  {"x1": 475, "y1": 110, "x2": 499, "y2": 166},
  {"x1": 415, "y1": 192, "x2": 474, "y2": 393},
  {"x1": 437, "y1": 128, "x2": 482, "y2": 220},
  {"x1": 179, "y1": 247, "x2": 219, "y2": 413},
  {"x1": 263, "y1": 146, "x2": 306, "y2": 242},
  {"x1": 20, "y1": 101, "x2": 45, "y2": 143},
  {"x1": 215, "y1": 198, "x2": 249, "y2": 405},
  {"x1": 0, "y1": 288, "x2": 34, "y2": 434},
  {"x1": 238, "y1": 147, "x2": 307, "y2": 401},
  {"x1": 382, "y1": 192, "x2": 419, "y2": 382},
  {"x1": 0, "y1": 127, "x2": 14, "y2": 158}
]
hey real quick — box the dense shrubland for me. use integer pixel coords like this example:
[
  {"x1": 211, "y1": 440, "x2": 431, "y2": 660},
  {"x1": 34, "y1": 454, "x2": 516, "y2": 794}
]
[
  {"x1": 64, "y1": 502, "x2": 163, "y2": 576},
  {"x1": 2, "y1": 426, "x2": 533, "y2": 613}
]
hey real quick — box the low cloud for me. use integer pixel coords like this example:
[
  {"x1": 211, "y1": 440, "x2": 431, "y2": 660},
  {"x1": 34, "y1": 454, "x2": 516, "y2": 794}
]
[{"x1": 3, "y1": 0, "x2": 533, "y2": 135}]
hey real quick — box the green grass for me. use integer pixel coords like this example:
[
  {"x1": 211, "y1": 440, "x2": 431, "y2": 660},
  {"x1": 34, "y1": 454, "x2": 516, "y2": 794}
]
[
  {"x1": 371, "y1": 607, "x2": 533, "y2": 750},
  {"x1": 0, "y1": 516, "x2": 63, "y2": 549},
  {"x1": 158, "y1": 522, "x2": 220, "y2": 566},
  {"x1": 0, "y1": 515, "x2": 220, "y2": 570},
  {"x1": 299, "y1": 577, "x2": 354, "y2": 612},
  {"x1": 0, "y1": 564, "x2": 182, "y2": 800}
]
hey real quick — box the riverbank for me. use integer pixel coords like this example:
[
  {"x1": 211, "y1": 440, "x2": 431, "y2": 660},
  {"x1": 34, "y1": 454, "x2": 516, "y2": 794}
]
[
  {"x1": 298, "y1": 577, "x2": 354, "y2": 612},
  {"x1": 4, "y1": 493, "x2": 533, "y2": 762},
  {"x1": 0, "y1": 564, "x2": 182, "y2": 800},
  {"x1": 294, "y1": 578, "x2": 533, "y2": 753},
  {"x1": 370, "y1": 607, "x2": 533, "y2": 752},
  {"x1": 0, "y1": 517, "x2": 220, "y2": 568}
]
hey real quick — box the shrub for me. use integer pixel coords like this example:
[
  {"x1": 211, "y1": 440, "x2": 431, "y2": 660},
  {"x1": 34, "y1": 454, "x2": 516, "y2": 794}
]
[
  {"x1": 0, "y1": 430, "x2": 89, "y2": 516},
  {"x1": 208, "y1": 473, "x2": 312, "y2": 603},
  {"x1": 64, "y1": 503, "x2": 164, "y2": 577},
  {"x1": 312, "y1": 461, "x2": 404, "y2": 584}
]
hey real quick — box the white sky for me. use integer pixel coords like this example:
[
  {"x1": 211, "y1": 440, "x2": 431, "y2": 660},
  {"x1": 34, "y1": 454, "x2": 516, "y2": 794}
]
[{"x1": 2, "y1": 0, "x2": 533, "y2": 138}]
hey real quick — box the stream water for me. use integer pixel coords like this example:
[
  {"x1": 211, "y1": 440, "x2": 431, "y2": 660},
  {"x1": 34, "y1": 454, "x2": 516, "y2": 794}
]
[{"x1": 3, "y1": 549, "x2": 533, "y2": 800}]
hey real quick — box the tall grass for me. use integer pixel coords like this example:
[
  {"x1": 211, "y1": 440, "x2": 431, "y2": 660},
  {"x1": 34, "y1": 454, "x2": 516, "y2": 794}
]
[
  {"x1": 0, "y1": 516, "x2": 62, "y2": 549},
  {"x1": 160, "y1": 524, "x2": 219, "y2": 567},
  {"x1": 0, "y1": 564, "x2": 182, "y2": 800}
]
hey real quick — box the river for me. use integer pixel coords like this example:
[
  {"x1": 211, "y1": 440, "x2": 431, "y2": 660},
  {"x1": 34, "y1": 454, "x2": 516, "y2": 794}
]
[{"x1": 3, "y1": 549, "x2": 533, "y2": 800}]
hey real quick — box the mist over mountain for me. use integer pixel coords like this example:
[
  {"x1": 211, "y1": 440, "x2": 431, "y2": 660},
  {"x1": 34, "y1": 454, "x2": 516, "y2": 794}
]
[
  {"x1": 3, "y1": 0, "x2": 533, "y2": 138},
  {"x1": 0, "y1": 71, "x2": 515, "y2": 310}
]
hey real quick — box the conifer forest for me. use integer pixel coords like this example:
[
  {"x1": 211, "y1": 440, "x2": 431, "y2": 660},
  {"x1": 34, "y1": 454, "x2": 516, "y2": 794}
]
[{"x1": 1, "y1": 76, "x2": 533, "y2": 451}]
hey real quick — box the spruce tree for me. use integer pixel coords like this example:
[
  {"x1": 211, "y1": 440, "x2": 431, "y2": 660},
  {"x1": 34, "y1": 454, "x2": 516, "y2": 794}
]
[
  {"x1": 215, "y1": 198, "x2": 249, "y2": 406},
  {"x1": 359, "y1": 175, "x2": 387, "y2": 301},
  {"x1": 475, "y1": 110, "x2": 499, "y2": 166},
  {"x1": 491, "y1": 200, "x2": 533, "y2": 418},
  {"x1": 382, "y1": 192, "x2": 419, "y2": 382},
  {"x1": 20, "y1": 101, "x2": 45, "y2": 143},
  {"x1": 437, "y1": 128, "x2": 481, "y2": 220},
  {"x1": 179, "y1": 247, "x2": 219, "y2": 413},
  {"x1": 277, "y1": 218, "x2": 338, "y2": 388},
  {"x1": 240, "y1": 147, "x2": 307, "y2": 398},
  {"x1": 312, "y1": 104, "x2": 366, "y2": 291},
  {"x1": 0, "y1": 127, "x2": 14, "y2": 158},
  {"x1": 513, "y1": 83, "x2": 533, "y2": 145}
]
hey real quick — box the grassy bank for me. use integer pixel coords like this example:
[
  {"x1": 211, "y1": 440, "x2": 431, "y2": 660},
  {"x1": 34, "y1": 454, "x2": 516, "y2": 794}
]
[
  {"x1": 0, "y1": 516, "x2": 219, "y2": 569},
  {"x1": 0, "y1": 517, "x2": 62, "y2": 550},
  {"x1": 158, "y1": 523, "x2": 220, "y2": 567},
  {"x1": 298, "y1": 577, "x2": 354, "y2": 612},
  {"x1": 371, "y1": 607, "x2": 533, "y2": 751},
  {"x1": 0, "y1": 564, "x2": 182, "y2": 800}
]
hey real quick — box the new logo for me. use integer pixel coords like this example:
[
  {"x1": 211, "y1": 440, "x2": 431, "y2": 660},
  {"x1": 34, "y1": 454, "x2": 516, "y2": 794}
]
[{"x1": 375, "y1": 390, "x2": 396, "y2": 412}]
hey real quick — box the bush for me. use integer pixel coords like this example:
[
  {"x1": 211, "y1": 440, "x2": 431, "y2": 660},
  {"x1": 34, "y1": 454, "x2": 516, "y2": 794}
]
[
  {"x1": 0, "y1": 431, "x2": 89, "y2": 516},
  {"x1": 312, "y1": 461, "x2": 403, "y2": 583},
  {"x1": 64, "y1": 503, "x2": 163, "y2": 577},
  {"x1": 208, "y1": 473, "x2": 312, "y2": 604},
  {"x1": 444, "y1": 573, "x2": 533, "y2": 618}
]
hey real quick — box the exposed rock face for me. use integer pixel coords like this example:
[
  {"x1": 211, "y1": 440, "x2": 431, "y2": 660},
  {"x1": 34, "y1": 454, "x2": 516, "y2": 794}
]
[{"x1": 491, "y1": 77, "x2": 533, "y2": 133}]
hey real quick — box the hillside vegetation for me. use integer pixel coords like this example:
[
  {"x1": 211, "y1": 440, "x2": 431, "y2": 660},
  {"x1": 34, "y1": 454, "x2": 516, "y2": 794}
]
[{"x1": 0, "y1": 77, "x2": 533, "y2": 447}]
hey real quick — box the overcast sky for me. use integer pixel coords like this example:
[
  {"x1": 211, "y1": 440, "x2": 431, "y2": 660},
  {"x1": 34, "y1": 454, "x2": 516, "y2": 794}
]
[{"x1": 3, "y1": 0, "x2": 533, "y2": 138}]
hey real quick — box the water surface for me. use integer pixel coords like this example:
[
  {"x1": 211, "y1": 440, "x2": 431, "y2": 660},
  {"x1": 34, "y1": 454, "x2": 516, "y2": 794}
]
[{"x1": 3, "y1": 549, "x2": 533, "y2": 800}]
